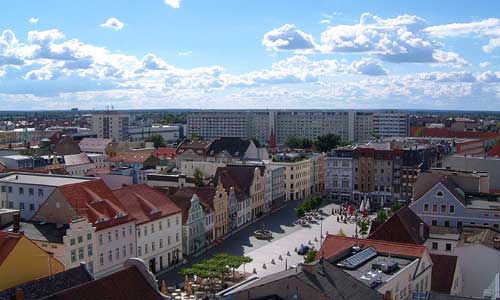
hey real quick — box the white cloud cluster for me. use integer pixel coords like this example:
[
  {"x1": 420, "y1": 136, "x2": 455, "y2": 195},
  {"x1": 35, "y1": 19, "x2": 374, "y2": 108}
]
[
  {"x1": 262, "y1": 24, "x2": 316, "y2": 51},
  {"x1": 100, "y1": 18, "x2": 125, "y2": 30},
  {"x1": 29, "y1": 17, "x2": 39, "y2": 24},
  {"x1": 165, "y1": 0, "x2": 181, "y2": 9},
  {"x1": 264, "y1": 13, "x2": 470, "y2": 66}
]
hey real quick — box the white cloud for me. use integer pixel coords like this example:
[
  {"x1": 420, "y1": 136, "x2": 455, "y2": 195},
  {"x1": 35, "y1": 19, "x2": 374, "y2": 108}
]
[
  {"x1": 319, "y1": 20, "x2": 331, "y2": 25},
  {"x1": 350, "y1": 58, "x2": 387, "y2": 76},
  {"x1": 100, "y1": 18, "x2": 125, "y2": 30},
  {"x1": 262, "y1": 24, "x2": 316, "y2": 51},
  {"x1": 425, "y1": 18, "x2": 500, "y2": 53},
  {"x1": 480, "y1": 61, "x2": 491, "y2": 68},
  {"x1": 141, "y1": 53, "x2": 171, "y2": 70},
  {"x1": 29, "y1": 17, "x2": 39, "y2": 24},
  {"x1": 164, "y1": 0, "x2": 181, "y2": 8},
  {"x1": 177, "y1": 51, "x2": 192, "y2": 56},
  {"x1": 477, "y1": 71, "x2": 500, "y2": 82}
]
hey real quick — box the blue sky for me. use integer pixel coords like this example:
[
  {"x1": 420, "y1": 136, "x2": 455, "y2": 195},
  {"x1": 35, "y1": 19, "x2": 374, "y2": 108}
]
[{"x1": 1, "y1": 0, "x2": 500, "y2": 110}]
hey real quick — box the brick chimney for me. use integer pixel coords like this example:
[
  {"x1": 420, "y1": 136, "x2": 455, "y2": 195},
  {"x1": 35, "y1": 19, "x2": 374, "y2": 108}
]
[
  {"x1": 15, "y1": 288, "x2": 24, "y2": 300},
  {"x1": 13, "y1": 213, "x2": 20, "y2": 232},
  {"x1": 384, "y1": 290, "x2": 392, "y2": 300}
]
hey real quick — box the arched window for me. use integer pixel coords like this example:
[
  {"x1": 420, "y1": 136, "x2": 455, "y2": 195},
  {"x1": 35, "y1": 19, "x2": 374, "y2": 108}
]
[{"x1": 436, "y1": 190, "x2": 444, "y2": 197}]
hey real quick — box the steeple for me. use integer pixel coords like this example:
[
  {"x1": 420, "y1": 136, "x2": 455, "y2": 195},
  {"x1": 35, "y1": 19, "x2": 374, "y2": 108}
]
[{"x1": 269, "y1": 128, "x2": 277, "y2": 149}]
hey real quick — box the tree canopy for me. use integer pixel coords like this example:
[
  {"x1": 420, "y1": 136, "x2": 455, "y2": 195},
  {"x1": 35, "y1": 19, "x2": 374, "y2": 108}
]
[
  {"x1": 146, "y1": 134, "x2": 166, "y2": 148},
  {"x1": 315, "y1": 133, "x2": 343, "y2": 152},
  {"x1": 180, "y1": 253, "x2": 253, "y2": 279},
  {"x1": 193, "y1": 168, "x2": 205, "y2": 187}
]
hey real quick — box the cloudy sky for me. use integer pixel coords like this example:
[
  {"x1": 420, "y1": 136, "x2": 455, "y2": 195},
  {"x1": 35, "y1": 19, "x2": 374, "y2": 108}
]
[{"x1": 1, "y1": 0, "x2": 500, "y2": 110}]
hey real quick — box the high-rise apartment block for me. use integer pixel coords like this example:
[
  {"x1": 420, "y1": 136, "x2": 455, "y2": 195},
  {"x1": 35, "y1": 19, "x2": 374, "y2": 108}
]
[
  {"x1": 91, "y1": 111, "x2": 130, "y2": 141},
  {"x1": 187, "y1": 110, "x2": 409, "y2": 144}
]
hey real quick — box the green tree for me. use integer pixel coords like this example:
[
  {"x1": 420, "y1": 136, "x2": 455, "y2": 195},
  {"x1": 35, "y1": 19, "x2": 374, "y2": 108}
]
[
  {"x1": 314, "y1": 133, "x2": 342, "y2": 152},
  {"x1": 193, "y1": 168, "x2": 205, "y2": 187},
  {"x1": 296, "y1": 206, "x2": 305, "y2": 218},
  {"x1": 390, "y1": 202, "x2": 401, "y2": 214},
  {"x1": 160, "y1": 113, "x2": 187, "y2": 124},
  {"x1": 338, "y1": 228, "x2": 346, "y2": 237},
  {"x1": 304, "y1": 247, "x2": 318, "y2": 263},
  {"x1": 302, "y1": 138, "x2": 313, "y2": 149},
  {"x1": 285, "y1": 136, "x2": 303, "y2": 149},
  {"x1": 146, "y1": 134, "x2": 166, "y2": 148},
  {"x1": 376, "y1": 210, "x2": 387, "y2": 223},
  {"x1": 358, "y1": 219, "x2": 369, "y2": 236}
]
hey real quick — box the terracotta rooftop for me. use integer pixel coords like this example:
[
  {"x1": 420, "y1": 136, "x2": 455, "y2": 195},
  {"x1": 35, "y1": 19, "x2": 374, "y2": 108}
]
[
  {"x1": 430, "y1": 254, "x2": 458, "y2": 294},
  {"x1": 56, "y1": 179, "x2": 134, "y2": 230},
  {"x1": 106, "y1": 150, "x2": 154, "y2": 164},
  {"x1": 318, "y1": 235, "x2": 427, "y2": 260},
  {"x1": 215, "y1": 164, "x2": 263, "y2": 196},
  {"x1": 368, "y1": 206, "x2": 428, "y2": 245},
  {"x1": 153, "y1": 147, "x2": 177, "y2": 159},
  {"x1": 487, "y1": 143, "x2": 500, "y2": 157},
  {"x1": 113, "y1": 184, "x2": 181, "y2": 225},
  {"x1": 176, "y1": 139, "x2": 211, "y2": 155}
]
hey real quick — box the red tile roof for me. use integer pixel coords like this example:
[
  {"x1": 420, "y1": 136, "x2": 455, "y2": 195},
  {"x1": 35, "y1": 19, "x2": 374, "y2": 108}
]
[
  {"x1": 0, "y1": 231, "x2": 22, "y2": 265},
  {"x1": 113, "y1": 184, "x2": 181, "y2": 225},
  {"x1": 318, "y1": 235, "x2": 427, "y2": 260},
  {"x1": 430, "y1": 254, "x2": 458, "y2": 294},
  {"x1": 411, "y1": 126, "x2": 500, "y2": 140},
  {"x1": 58, "y1": 179, "x2": 134, "y2": 231},
  {"x1": 368, "y1": 206, "x2": 428, "y2": 245},
  {"x1": 106, "y1": 150, "x2": 154, "y2": 164},
  {"x1": 153, "y1": 147, "x2": 176, "y2": 159},
  {"x1": 176, "y1": 139, "x2": 211, "y2": 155},
  {"x1": 41, "y1": 266, "x2": 164, "y2": 300},
  {"x1": 487, "y1": 143, "x2": 500, "y2": 157}
]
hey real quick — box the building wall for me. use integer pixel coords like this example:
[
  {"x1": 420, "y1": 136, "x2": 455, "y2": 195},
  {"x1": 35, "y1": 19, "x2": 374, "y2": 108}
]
[
  {"x1": 91, "y1": 112, "x2": 130, "y2": 142},
  {"x1": 94, "y1": 221, "x2": 136, "y2": 278},
  {"x1": 178, "y1": 160, "x2": 226, "y2": 177},
  {"x1": 136, "y1": 213, "x2": 182, "y2": 273},
  {"x1": 250, "y1": 168, "x2": 265, "y2": 218},
  {"x1": 454, "y1": 244, "x2": 500, "y2": 298},
  {"x1": 0, "y1": 183, "x2": 56, "y2": 220},
  {"x1": 271, "y1": 158, "x2": 311, "y2": 201},
  {"x1": 0, "y1": 236, "x2": 64, "y2": 290},
  {"x1": 214, "y1": 183, "x2": 229, "y2": 239},
  {"x1": 409, "y1": 183, "x2": 500, "y2": 228},
  {"x1": 326, "y1": 156, "x2": 353, "y2": 200},
  {"x1": 443, "y1": 155, "x2": 500, "y2": 191}
]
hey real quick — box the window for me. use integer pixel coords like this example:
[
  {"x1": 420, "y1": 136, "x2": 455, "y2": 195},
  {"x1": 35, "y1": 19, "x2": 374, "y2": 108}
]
[
  {"x1": 29, "y1": 204, "x2": 35, "y2": 211},
  {"x1": 38, "y1": 189, "x2": 43, "y2": 197},
  {"x1": 445, "y1": 243, "x2": 452, "y2": 252},
  {"x1": 71, "y1": 250, "x2": 77, "y2": 263},
  {"x1": 167, "y1": 219, "x2": 171, "y2": 228},
  {"x1": 151, "y1": 224, "x2": 155, "y2": 233},
  {"x1": 19, "y1": 187, "x2": 24, "y2": 194},
  {"x1": 176, "y1": 233, "x2": 179, "y2": 242},
  {"x1": 88, "y1": 244, "x2": 93, "y2": 257},
  {"x1": 138, "y1": 246, "x2": 142, "y2": 256},
  {"x1": 444, "y1": 220, "x2": 450, "y2": 227},
  {"x1": 123, "y1": 245, "x2": 126, "y2": 257},
  {"x1": 99, "y1": 253, "x2": 104, "y2": 266},
  {"x1": 145, "y1": 244, "x2": 149, "y2": 254},
  {"x1": 1, "y1": 186, "x2": 4, "y2": 192},
  {"x1": 168, "y1": 236, "x2": 171, "y2": 245},
  {"x1": 115, "y1": 230, "x2": 119, "y2": 240},
  {"x1": 78, "y1": 247, "x2": 84, "y2": 260},
  {"x1": 449, "y1": 205, "x2": 455, "y2": 214},
  {"x1": 160, "y1": 239, "x2": 163, "y2": 248},
  {"x1": 159, "y1": 221, "x2": 163, "y2": 231},
  {"x1": 70, "y1": 238, "x2": 76, "y2": 246},
  {"x1": 108, "y1": 250, "x2": 112, "y2": 262},
  {"x1": 115, "y1": 248, "x2": 120, "y2": 260},
  {"x1": 432, "y1": 204, "x2": 437, "y2": 213},
  {"x1": 129, "y1": 225, "x2": 132, "y2": 235},
  {"x1": 19, "y1": 202, "x2": 25, "y2": 210},
  {"x1": 122, "y1": 227, "x2": 126, "y2": 238},
  {"x1": 432, "y1": 242, "x2": 438, "y2": 250},
  {"x1": 29, "y1": 188, "x2": 34, "y2": 196},
  {"x1": 176, "y1": 216, "x2": 179, "y2": 225},
  {"x1": 441, "y1": 205, "x2": 446, "y2": 213},
  {"x1": 457, "y1": 221, "x2": 463, "y2": 228},
  {"x1": 144, "y1": 227, "x2": 148, "y2": 236},
  {"x1": 129, "y1": 243, "x2": 133, "y2": 255},
  {"x1": 137, "y1": 228, "x2": 141, "y2": 238},
  {"x1": 432, "y1": 220, "x2": 437, "y2": 226},
  {"x1": 152, "y1": 241, "x2": 156, "y2": 251},
  {"x1": 108, "y1": 232, "x2": 112, "y2": 242},
  {"x1": 99, "y1": 234, "x2": 103, "y2": 245},
  {"x1": 8, "y1": 186, "x2": 12, "y2": 193},
  {"x1": 436, "y1": 190, "x2": 443, "y2": 197},
  {"x1": 77, "y1": 236, "x2": 83, "y2": 243}
]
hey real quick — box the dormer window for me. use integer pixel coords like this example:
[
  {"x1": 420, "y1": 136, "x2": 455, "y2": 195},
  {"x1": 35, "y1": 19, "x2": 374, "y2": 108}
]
[
  {"x1": 436, "y1": 191, "x2": 444, "y2": 197},
  {"x1": 115, "y1": 212, "x2": 127, "y2": 218},
  {"x1": 150, "y1": 208, "x2": 161, "y2": 215},
  {"x1": 96, "y1": 217, "x2": 108, "y2": 223}
]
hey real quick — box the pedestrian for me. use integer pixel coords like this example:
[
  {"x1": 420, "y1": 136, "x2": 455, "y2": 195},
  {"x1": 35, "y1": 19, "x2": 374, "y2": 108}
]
[{"x1": 336, "y1": 216, "x2": 339, "y2": 222}]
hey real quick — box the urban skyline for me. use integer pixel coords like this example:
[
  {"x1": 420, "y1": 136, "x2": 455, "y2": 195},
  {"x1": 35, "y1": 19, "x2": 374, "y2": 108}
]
[{"x1": 1, "y1": 1, "x2": 500, "y2": 111}]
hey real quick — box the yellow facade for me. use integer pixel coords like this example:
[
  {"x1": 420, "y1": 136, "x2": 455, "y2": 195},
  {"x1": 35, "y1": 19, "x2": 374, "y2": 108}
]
[{"x1": 0, "y1": 236, "x2": 64, "y2": 290}]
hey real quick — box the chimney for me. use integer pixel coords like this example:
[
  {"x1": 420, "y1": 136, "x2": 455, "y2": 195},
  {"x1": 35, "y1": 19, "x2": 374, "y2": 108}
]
[
  {"x1": 384, "y1": 290, "x2": 392, "y2": 300},
  {"x1": 419, "y1": 222, "x2": 425, "y2": 238},
  {"x1": 13, "y1": 213, "x2": 20, "y2": 232},
  {"x1": 15, "y1": 288, "x2": 24, "y2": 300}
]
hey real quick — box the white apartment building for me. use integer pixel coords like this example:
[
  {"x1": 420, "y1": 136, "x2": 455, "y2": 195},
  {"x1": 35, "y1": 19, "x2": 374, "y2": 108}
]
[
  {"x1": 0, "y1": 173, "x2": 93, "y2": 220},
  {"x1": 326, "y1": 148, "x2": 353, "y2": 201},
  {"x1": 128, "y1": 125, "x2": 181, "y2": 142},
  {"x1": 91, "y1": 111, "x2": 130, "y2": 141},
  {"x1": 113, "y1": 184, "x2": 183, "y2": 273}
]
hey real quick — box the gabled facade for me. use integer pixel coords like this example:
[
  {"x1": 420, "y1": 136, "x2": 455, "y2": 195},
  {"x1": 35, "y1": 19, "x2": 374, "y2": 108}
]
[{"x1": 0, "y1": 231, "x2": 64, "y2": 290}]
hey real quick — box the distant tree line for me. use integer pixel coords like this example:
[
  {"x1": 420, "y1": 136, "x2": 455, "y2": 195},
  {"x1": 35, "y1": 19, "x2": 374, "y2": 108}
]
[{"x1": 285, "y1": 133, "x2": 348, "y2": 152}]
